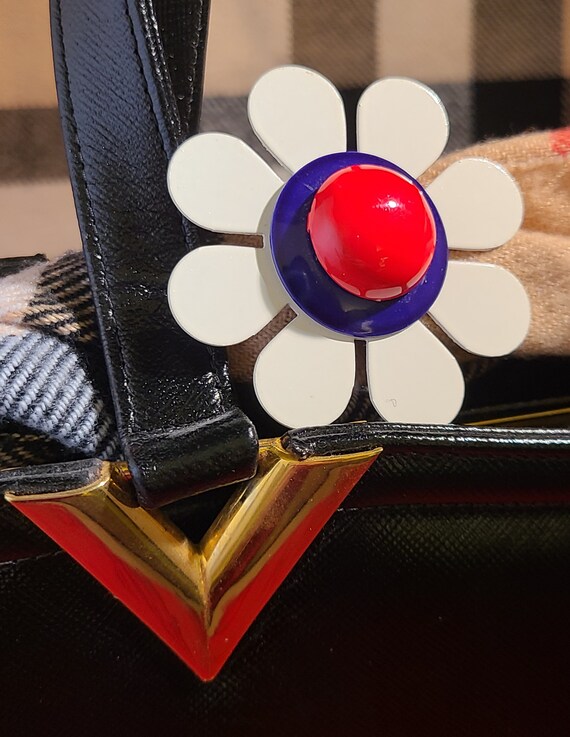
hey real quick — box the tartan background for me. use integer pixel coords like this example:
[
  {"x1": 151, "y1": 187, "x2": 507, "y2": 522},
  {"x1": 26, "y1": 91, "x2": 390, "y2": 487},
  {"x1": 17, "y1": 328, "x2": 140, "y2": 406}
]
[
  {"x1": 202, "y1": 0, "x2": 570, "y2": 161},
  {"x1": 1, "y1": 0, "x2": 570, "y2": 257}
]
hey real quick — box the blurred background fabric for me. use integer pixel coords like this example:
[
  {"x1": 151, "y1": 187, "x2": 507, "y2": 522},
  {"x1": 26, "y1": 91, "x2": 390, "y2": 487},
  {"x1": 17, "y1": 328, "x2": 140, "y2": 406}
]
[
  {"x1": 2, "y1": 0, "x2": 570, "y2": 258},
  {"x1": 0, "y1": 0, "x2": 79, "y2": 258}
]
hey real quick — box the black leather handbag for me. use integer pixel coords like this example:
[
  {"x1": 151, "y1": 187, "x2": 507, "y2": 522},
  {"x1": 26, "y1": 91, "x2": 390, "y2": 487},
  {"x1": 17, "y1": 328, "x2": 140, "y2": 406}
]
[{"x1": 2, "y1": 2, "x2": 570, "y2": 735}]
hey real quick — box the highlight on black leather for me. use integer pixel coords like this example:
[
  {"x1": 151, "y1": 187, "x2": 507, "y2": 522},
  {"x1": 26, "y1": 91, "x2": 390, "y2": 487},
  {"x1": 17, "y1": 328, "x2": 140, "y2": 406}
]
[{"x1": 284, "y1": 423, "x2": 570, "y2": 459}]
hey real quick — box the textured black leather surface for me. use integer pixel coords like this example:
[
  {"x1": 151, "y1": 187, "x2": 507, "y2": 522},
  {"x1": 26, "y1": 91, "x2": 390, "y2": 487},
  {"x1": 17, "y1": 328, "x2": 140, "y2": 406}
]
[
  {"x1": 153, "y1": 0, "x2": 209, "y2": 130},
  {"x1": 51, "y1": 0, "x2": 258, "y2": 508},
  {"x1": 3, "y1": 422, "x2": 570, "y2": 566},
  {"x1": 2, "y1": 504, "x2": 570, "y2": 737}
]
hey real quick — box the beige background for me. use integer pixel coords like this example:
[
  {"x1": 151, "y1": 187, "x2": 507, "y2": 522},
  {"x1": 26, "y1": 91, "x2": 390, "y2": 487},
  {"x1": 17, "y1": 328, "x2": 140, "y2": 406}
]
[
  {"x1": 0, "y1": 0, "x2": 292, "y2": 259},
  {"x1": 0, "y1": 1, "x2": 79, "y2": 258}
]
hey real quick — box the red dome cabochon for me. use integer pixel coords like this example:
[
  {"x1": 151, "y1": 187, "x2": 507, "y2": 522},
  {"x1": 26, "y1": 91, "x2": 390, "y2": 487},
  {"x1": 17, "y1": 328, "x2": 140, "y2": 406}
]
[{"x1": 307, "y1": 165, "x2": 437, "y2": 301}]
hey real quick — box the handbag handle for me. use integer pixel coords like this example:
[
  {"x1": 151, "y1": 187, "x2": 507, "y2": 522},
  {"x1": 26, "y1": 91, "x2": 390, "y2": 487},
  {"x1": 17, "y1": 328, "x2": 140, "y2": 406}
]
[{"x1": 51, "y1": 0, "x2": 258, "y2": 508}]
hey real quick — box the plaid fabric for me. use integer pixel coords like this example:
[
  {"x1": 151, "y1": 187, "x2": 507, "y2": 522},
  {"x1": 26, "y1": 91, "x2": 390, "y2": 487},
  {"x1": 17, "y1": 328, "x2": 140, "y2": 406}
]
[
  {"x1": 22, "y1": 253, "x2": 99, "y2": 343},
  {"x1": 2, "y1": 1, "x2": 570, "y2": 243},
  {"x1": 202, "y1": 0, "x2": 570, "y2": 155},
  {"x1": 0, "y1": 12, "x2": 569, "y2": 264},
  {"x1": 0, "y1": 253, "x2": 118, "y2": 467},
  {"x1": 0, "y1": 1, "x2": 78, "y2": 259}
]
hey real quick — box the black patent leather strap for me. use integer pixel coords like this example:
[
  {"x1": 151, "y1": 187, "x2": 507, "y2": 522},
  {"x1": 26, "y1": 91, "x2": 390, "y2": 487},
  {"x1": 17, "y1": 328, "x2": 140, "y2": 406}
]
[
  {"x1": 283, "y1": 423, "x2": 570, "y2": 504},
  {"x1": 51, "y1": 0, "x2": 258, "y2": 508},
  {"x1": 284, "y1": 423, "x2": 570, "y2": 459}
]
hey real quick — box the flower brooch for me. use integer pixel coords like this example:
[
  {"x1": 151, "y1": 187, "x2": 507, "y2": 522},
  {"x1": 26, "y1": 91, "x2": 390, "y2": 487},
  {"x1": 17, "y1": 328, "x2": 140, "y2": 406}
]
[{"x1": 167, "y1": 66, "x2": 530, "y2": 428}]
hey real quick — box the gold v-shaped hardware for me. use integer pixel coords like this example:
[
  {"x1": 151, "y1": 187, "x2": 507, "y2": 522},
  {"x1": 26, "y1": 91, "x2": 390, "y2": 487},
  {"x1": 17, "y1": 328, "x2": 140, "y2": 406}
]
[{"x1": 5, "y1": 438, "x2": 380, "y2": 680}]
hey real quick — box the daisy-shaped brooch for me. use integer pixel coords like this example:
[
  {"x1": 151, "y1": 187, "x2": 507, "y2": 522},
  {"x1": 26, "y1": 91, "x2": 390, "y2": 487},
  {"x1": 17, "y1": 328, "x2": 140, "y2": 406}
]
[{"x1": 167, "y1": 66, "x2": 530, "y2": 428}]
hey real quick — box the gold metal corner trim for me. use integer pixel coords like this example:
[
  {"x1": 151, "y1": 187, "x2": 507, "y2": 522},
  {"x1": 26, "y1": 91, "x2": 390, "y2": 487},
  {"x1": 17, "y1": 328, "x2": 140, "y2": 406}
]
[{"x1": 5, "y1": 438, "x2": 381, "y2": 681}]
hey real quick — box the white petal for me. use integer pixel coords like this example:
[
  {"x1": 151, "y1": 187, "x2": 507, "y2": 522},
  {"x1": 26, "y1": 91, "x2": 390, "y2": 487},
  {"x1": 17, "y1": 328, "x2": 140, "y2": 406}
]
[
  {"x1": 253, "y1": 316, "x2": 355, "y2": 428},
  {"x1": 248, "y1": 66, "x2": 346, "y2": 173},
  {"x1": 167, "y1": 133, "x2": 283, "y2": 233},
  {"x1": 427, "y1": 158, "x2": 524, "y2": 250},
  {"x1": 429, "y1": 261, "x2": 530, "y2": 357},
  {"x1": 168, "y1": 246, "x2": 287, "y2": 346},
  {"x1": 367, "y1": 322, "x2": 464, "y2": 424},
  {"x1": 357, "y1": 78, "x2": 449, "y2": 178}
]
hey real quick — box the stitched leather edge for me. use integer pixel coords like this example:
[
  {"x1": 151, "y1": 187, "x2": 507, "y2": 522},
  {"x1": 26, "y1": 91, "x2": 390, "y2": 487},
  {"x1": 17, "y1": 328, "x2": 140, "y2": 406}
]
[{"x1": 50, "y1": 0, "x2": 258, "y2": 507}]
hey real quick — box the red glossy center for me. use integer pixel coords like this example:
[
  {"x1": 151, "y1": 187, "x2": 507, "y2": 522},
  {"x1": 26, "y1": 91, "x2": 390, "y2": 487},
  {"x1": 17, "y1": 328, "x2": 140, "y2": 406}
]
[{"x1": 307, "y1": 164, "x2": 437, "y2": 301}]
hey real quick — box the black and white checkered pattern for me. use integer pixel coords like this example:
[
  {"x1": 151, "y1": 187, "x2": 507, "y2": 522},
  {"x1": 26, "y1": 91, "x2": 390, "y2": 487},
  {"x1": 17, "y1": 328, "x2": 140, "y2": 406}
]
[
  {"x1": 0, "y1": 255, "x2": 118, "y2": 467},
  {"x1": 2, "y1": 0, "x2": 569, "y2": 184}
]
